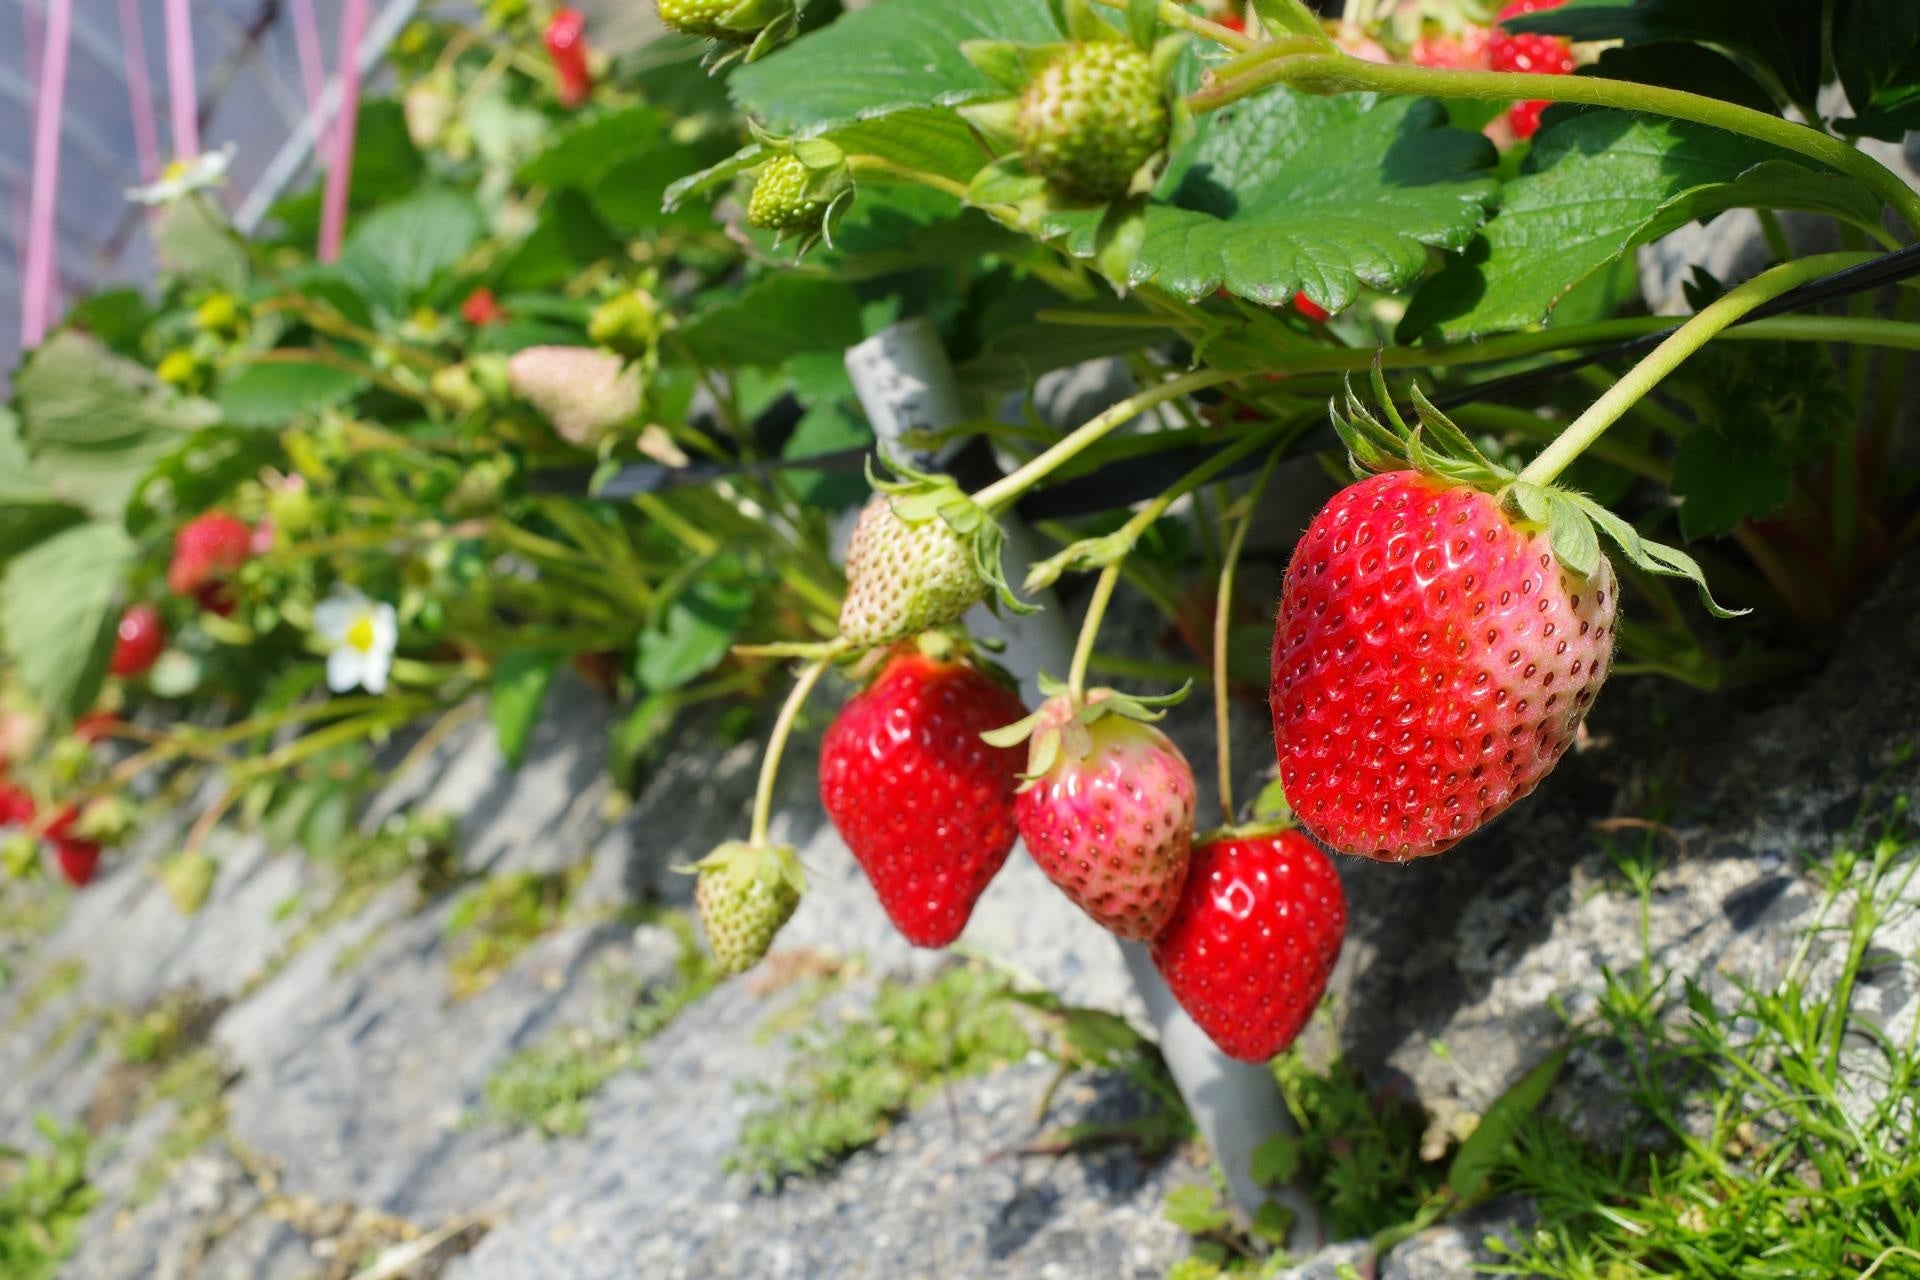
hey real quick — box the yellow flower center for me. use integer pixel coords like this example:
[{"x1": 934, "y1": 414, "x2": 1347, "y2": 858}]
[
  {"x1": 346, "y1": 616, "x2": 376, "y2": 653},
  {"x1": 162, "y1": 159, "x2": 193, "y2": 183}
]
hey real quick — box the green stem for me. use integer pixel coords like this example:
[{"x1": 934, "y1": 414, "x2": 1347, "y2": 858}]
[
  {"x1": 1086, "y1": 0, "x2": 1254, "y2": 50},
  {"x1": 1067, "y1": 565, "x2": 1123, "y2": 701},
  {"x1": 1516, "y1": 252, "x2": 1874, "y2": 487},
  {"x1": 749, "y1": 654, "x2": 838, "y2": 847},
  {"x1": 1213, "y1": 448, "x2": 1284, "y2": 826},
  {"x1": 971, "y1": 369, "x2": 1238, "y2": 513},
  {"x1": 1195, "y1": 53, "x2": 1920, "y2": 234}
]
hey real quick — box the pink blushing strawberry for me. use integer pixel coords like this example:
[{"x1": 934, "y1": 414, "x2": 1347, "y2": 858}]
[
  {"x1": 1004, "y1": 692, "x2": 1197, "y2": 940},
  {"x1": 168, "y1": 512, "x2": 252, "y2": 599}
]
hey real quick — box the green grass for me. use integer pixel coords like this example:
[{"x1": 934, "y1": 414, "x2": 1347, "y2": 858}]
[
  {"x1": 3, "y1": 958, "x2": 83, "y2": 1032},
  {"x1": 729, "y1": 961, "x2": 1034, "y2": 1187},
  {"x1": 130, "y1": 1049, "x2": 231, "y2": 1207},
  {"x1": 0, "y1": 1116, "x2": 97, "y2": 1279},
  {"x1": 443, "y1": 864, "x2": 585, "y2": 999},
  {"x1": 485, "y1": 910, "x2": 718, "y2": 1137}
]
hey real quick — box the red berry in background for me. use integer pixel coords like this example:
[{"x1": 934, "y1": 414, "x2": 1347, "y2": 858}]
[
  {"x1": 1410, "y1": 26, "x2": 1492, "y2": 71},
  {"x1": 1270, "y1": 470, "x2": 1616, "y2": 862},
  {"x1": 545, "y1": 8, "x2": 593, "y2": 109},
  {"x1": 1215, "y1": 12, "x2": 1245, "y2": 34},
  {"x1": 1489, "y1": 0, "x2": 1574, "y2": 140},
  {"x1": 43, "y1": 806, "x2": 102, "y2": 888},
  {"x1": 461, "y1": 288, "x2": 506, "y2": 327},
  {"x1": 168, "y1": 512, "x2": 252, "y2": 599},
  {"x1": 74, "y1": 710, "x2": 119, "y2": 743},
  {"x1": 1014, "y1": 698, "x2": 1197, "y2": 940},
  {"x1": 111, "y1": 604, "x2": 167, "y2": 677},
  {"x1": 0, "y1": 782, "x2": 34, "y2": 827},
  {"x1": 1293, "y1": 293, "x2": 1329, "y2": 323},
  {"x1": 819, "y1": 651, "x2": 1028, "y2": 947},
  {"x1": 1152, "y1": 830, "x2": 1347, "y2": 1062}
]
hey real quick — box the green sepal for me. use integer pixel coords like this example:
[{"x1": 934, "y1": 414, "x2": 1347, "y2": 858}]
[
  {"x1": 1125, "y1": 0, "x2": 1160, "y2": 51},
  {"x1": 1062, "y1": 0, "x2": 1125, "y2": 43},
  {"x1": 968, "y1": 156, "x2": 1050, "y2": 209},
  {"x1": 982, "y1": 679, "x2": 1191, "y2": 785},
  {"x1": 868, "y1": 454, "x2": 1034, "y2": 618},
  {"x1": 961, "y1": 40, "x2": 1064, "y2": 92},
  {"x1": 957, "y1": 98, "x2": 1023, "y2": 152},
  {"x1": 1247, "y1": 0, "x2": 1335, "y2": 41},
  {"x1": 1560, "y1": 492, "x2": 1748, "y2": 618},
  {"x1": 1024, "y1": 529, "x2": 1135, "y2": 593},
  {"x1": 663, "y1": 141, "x2": 768, "y2": 211}
]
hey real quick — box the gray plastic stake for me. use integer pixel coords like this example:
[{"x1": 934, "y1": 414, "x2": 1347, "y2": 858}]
[{"x1": 845, "y1": 319, "x2": 1322, "y2": 1243}]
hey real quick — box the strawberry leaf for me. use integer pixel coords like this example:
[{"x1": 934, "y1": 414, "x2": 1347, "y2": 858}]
[
  {"x1": 1037, "y1": 90, "x2": 1495, "y2": 306},
  {"x1": 1399, "y1": 115, "x2": 1888, "y2": 342},
  {"x1": 729, "y1": 0, "x2": 1064, "y2": 134}
]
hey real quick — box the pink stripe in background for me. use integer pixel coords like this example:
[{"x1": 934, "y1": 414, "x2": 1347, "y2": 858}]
[
  {"x1": 164, "y1": 0, "x2": 198, "y2": 160},
  {"x1": 22, "y1": 0, "x2": 74, "y2": 347},
  {"x1": 317, "y1": 0, "x2": 370, "y2": 263},
  {"x1": 119, "y1": 0, "x2": 162, "y2": 183},
  {"x1": 13, "y1": 2, "x2": 41, "y2": 307},
  {"x1": 291, "y1": 0, "x2": 327, "y2": 119}
]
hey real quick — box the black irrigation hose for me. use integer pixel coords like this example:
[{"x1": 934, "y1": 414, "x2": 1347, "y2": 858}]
[{"x1": 539, "y1": 242, "x2": 1920, "y2": 519}]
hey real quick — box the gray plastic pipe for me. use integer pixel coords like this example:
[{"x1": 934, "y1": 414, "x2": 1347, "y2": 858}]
[{"x1": 844, "y1": 318, "x2": 1324, "y2": 1245}]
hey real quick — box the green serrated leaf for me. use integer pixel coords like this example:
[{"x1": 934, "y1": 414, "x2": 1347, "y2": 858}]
[
  {"x1": 1400, "y1": 114, "x2": 1890, "y2": 342},
  {"x1": 730, "y1": 0, "x2": 1065, "y2": 134},
  {"x1": 1670, "y1": 434, "x2": 1794, "y2": 540},
  {"x1": 0, "y1": 521, "x2": 133, "y2": 721},
  {"x1": 1831, "y1": 0, "x2": 1920, "y2": 139},
  {"x1": 339, "y1": 188, "x2": 484, "y2": 317},
  {"x1": 637, "y1": 572, "x2": 753, "y2": 693},
  {"x1": 1250, "y1": 1134, "x2": 1300, "y2": 1187},
  {"x1": 1034, "y1": 90, "x2": 1493, "y2": 305},
  {"x1": 216, "y1": 360, "x2": 367, "y2": 428}
]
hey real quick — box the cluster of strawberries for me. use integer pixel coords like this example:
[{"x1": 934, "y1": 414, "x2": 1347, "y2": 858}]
[
  {"x1": 5, "y1": 512, "x2": 258, "y2": 891},
  {"x1": 1410, "y1": 0, "x2": 1578, "y2": 139}
]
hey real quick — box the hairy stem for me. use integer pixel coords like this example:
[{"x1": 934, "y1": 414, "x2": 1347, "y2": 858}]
[
  {"x1": 1517, "y1": 253, "x2": 1874, "y2": 487},
  {"x1": 1067, "y1": 564, "x2": 1124, "y2": 701},
  {"x1": 750, "y1": 654, "x2": 838, "y2": 847},
  {"x1": 972, "y1": 369, "x2": 1238, "y2": 513},
  {"x1": 1194, "y1": 52, "x2": 1920, "y2": 234}
]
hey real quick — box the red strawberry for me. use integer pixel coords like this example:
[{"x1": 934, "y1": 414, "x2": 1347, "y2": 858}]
[
  {"x1": 1410, "y1": 26, "x2": 1491, "y2": 70},
  {"x1": 1004, "y1": 692, "x2": 1197, "y2": 940},
  {"x1": 819, "y1": 650, "x2": 1028, "y2": 947},
  {"x1": 1215, "y1": 12, "x2": 1245, "y2": 34},
  {"x1": 1293, "y1": 293, "x2": 1329, "y2": 323},
  {"x1": 1152, "y1": 829, "x2": 1347, "y2": 1061},
  {"x1": 461, "y1": 288, "x2": 505, "y2": 326},
  {"x1": 1270, "y1": 470, "x2": 1616, "y2": 861},
  {"x1": 111, "y1": 604, "x2": 167, "y2": 677},
  {"x1": 74, "y1": 710, "x2": 119, "y2": 743},
  {"x1": 0, "y1": 782, "x2": 34, "y2": 827},
  {"x1": 44, "y1": 807, "x2": 102, "y2": 888},
  {"x1": 168, "y1": 512, "x2": 252, "y2": 599},
  {"x1": 1489, "y1": 0, "x2": 1574, "y2": 140},
  {"x1": 545, "y1": 8, "x2": 592, "y2": 108}
]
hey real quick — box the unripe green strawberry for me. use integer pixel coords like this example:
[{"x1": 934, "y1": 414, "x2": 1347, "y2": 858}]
[
  {"x1": 588, "y1": 290, "x2": 665, "y2": 358},
  {"x1": 1017, "y1": 43, "x2": 1169, "y2": 201},
  {"x1": 656, "y1": 0, "x2": 744, "y2": 40},
  {"x1": 838, "y1": 496, "x2": 987, "y2": 650},
  {"x1": 506, "y1": 345, "x2": 642, "y2": 447},
  {"x1": 693, "y1": 840, "x2": 803, "y2": 974},
  {"x1": 747, "y1": 155, "x2": 825, "y2": 233}
]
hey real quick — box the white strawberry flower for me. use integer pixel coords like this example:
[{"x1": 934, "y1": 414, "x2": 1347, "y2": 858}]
[
  {"x1": 126, "y1": 146, "x2": 235, "y2": 206},
  {"x1": 314, "y1": 589, "x2": 398, "y2": 695}
]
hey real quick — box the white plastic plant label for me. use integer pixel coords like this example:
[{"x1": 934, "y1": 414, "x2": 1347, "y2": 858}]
[{"x1": 843, "y1": 316, "x2": 967, "y2": 463}]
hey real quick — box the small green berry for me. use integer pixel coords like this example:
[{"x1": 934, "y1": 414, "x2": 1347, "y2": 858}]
[
  {"x1": 746, "y1": 155, "x2": 825, "y2": 233},
  {"x1": 1017, "y1": 43, "x2": 1169, "y2": 202},
  {"x1": 656, "y1": 0, "x2": 747, "y2": 41}
]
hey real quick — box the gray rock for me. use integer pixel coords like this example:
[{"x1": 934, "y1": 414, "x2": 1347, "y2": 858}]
[{"x1": 1379, "y1": 1199, "x2": 1532, "y2": 1280}]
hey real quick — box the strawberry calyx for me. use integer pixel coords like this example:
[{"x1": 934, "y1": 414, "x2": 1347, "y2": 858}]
[
  {"x1": 1332, "y1": 364, "x2": 1744, "y2": 618},
  {"x1": 662, "y1": 0, "x2": 800, "y2": 71},
  {"x1": 981, "y1": 675, "x2": 1189, "y2": 784}
]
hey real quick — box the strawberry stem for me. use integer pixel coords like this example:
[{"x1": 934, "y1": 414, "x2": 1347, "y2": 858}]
[
  {"x1": 1213, "y1": 447, "x2": 1285, "y2": 826},
  {"x1": 1085, "y1": 0, "x2": 1256, "y2": 52},
  {"x1": 1515, "y1": 252, "x2": 1877, "y2": 488},
  {"x1": 749, "y1": 652, "x2": 839, "y2": 847},
  {"x1": 1195, "y1": 54, "x2": 1920, "y2": 236},
  {"x1": 1067, "y1": 563, "x2": 1123, "y2": 701},
  {"x1": 971, "y1": 369, "x2": 1238, "y2": 514}
]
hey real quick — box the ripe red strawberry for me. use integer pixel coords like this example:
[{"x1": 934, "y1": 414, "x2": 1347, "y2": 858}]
[
  {"x1": 544, "y1": 8, "x2": 592, "y2": 108},
  {"x1": 1489, "y1": 0, "x2": 1573, "y2": 139},
  {"x1": 1293, "y1": 293, "x2": 1329, "y2": 323},
  {"x1": 0, "y1": 782, "x2": 34, "y2": 827},
  {"x1": 111, "y1": 604, "x2": 167, "y2": 677},
  {"x1": 168, "y1": 512, "x2": 252, "y2": 598},
  {"x1": 461, "y1": 288, "x2": 506, "y2": 327},
  {"x1": 819, "y1": 651, "x2": 1028, "y2": 947},
  {"x1": 1271, "y1": 470, "x2": 1616, "y2": 861},
  {"x1": 1152, "y1": 829, "x2": 1347, "y2": 1061},
  {"x1": 1007, "y1": 693, "x2": 1197, "y2": 940},
  {"x1": 44, "y1": 806, "x2": 102, "y2": 888}
]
